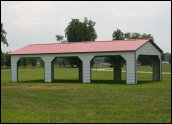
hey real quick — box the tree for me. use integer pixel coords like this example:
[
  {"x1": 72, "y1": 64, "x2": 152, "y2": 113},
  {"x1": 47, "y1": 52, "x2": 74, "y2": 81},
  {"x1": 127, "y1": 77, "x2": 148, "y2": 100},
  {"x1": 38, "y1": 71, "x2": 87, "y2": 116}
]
[
  {"x1": 1, "y1": 52, "x2": 11, "y2": 67},
  {"x1": 138, "y1": 55, "x2": 152, "y2": 65},
  {"x1": 112, "y1": 29, "x2": 124, "y2": 40},
  {"x1": 30, "y1": 58, "x2": 37, "y2": 67},
  {"x1": 169, "y1": 54, "x2": 171, "y2": 64},
  {"x1": 56, "y1": 35, "x2": 64, "y2": 43},
  {"x1": 162, "y1": 53, "x2": 171, "y2": 63},
  {"x1": 124, "y1": 32, "x2": 131, "y2": 39},
  {"x1": 21, "y1": 58, "x2": 27, "y2": 67},
  {"x1": 161, "y1": 53, "x2": 165, "y2": 61},
  {"x1": 64, "y1": 17, "x2": 97, "y2": 67},
  {"x1": 83, "y1": 17, "x2": 97, "y2": 41},
  {"x1": 131, "y1": 32, "x2": 141, "y2": 39},
  {"x1": 5, "y1": 53, "x2": 11, "y2": 67},
  {"x1": 123, "y1": 31, "x2": 154, "y2": 41},
  {"x1": 1, "y1": 51, "x2": 4, "y2": 66},
  {"x1": 1, "y1": 23, "x2": 8, "y2": 46},
  {"x1": 65, "y1": 17, "x2": 97, "y2": 42},
  {"x1": 141, "y1": 33, "x2": 154, "y2": 41}
]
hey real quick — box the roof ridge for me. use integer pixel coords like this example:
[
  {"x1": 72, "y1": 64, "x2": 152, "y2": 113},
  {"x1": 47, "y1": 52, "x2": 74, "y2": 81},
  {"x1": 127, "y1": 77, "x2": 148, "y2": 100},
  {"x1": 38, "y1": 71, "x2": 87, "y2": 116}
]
[{"x1": 27, "y1": 39, "x2": 148, "y2": 46}]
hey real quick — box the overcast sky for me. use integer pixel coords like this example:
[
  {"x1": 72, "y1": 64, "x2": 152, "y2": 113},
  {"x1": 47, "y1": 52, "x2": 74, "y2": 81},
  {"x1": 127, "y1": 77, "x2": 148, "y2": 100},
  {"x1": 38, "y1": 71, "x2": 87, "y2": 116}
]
[{"x1": 1, "y1": 1, "x2": 171, "y2": 53}]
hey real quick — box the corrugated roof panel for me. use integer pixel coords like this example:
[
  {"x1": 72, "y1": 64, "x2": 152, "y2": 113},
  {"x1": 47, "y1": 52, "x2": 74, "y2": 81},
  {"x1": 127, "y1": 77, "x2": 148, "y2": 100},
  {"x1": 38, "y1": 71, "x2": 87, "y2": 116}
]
[{"x1": 10, "y1": 39, "x2": 149, "y2": 55}]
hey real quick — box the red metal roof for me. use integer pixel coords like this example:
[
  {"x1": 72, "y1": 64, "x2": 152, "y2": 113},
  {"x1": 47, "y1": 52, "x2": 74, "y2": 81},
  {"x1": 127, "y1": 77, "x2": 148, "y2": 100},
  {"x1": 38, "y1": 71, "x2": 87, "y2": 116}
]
[{"x1": 10, "y1": 39, "x2": 150, "y2": 55}]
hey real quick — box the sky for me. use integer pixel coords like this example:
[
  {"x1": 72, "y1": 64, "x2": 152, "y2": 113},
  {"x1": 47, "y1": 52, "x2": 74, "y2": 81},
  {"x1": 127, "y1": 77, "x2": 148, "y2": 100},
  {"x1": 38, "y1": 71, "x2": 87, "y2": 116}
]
[{"x1": 1, "y1": 1, "x2": 171, "y2": 53}]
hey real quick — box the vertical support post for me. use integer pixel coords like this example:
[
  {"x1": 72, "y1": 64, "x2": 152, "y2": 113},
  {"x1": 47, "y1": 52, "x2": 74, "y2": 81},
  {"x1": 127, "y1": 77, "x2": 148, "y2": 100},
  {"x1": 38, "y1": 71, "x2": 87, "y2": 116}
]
[
  {"x1": 152, "y1": 56, "x2": 161, "y2": 81},
  {"x1": 79, "y1": 61, "x2": 83, "y2": 81},
  {"x1": 78, "y1": 55, "x2": 94, "y2": 83},
  {"x1": 11, "y1": 56, "x2": 20, "y2": 82},
  {"x1": 122, "y1": 53, "x2": 137, "y2": 84},
  {"x1": 159, "y1": 56, "x2": 162, "y2": 81},
  {"x1": 51, "y1": 60, "x2": 54, "y2": 81},
  {"x1": 113, "y1": 56, "x2": 122, "y2": 81},
  {"x1": 41, "y1": 56, "x2": 54, "y2": 82}
]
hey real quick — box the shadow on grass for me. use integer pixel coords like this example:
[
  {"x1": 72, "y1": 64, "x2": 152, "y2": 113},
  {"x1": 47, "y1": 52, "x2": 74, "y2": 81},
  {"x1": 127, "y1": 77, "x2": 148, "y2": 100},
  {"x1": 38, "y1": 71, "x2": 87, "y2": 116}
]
[
  {"x1": 91, "y1": 80, "x2": 126, "y2": 85},
  {"x1": 137, "y1": 80, "x2": 160, "y2": 84},
  {"x1": 18, "y1": 79, "x2": 159, "y2": 85},
  {"x1": 18, "y1": 79, "x2": 126, "y2": 85},
  {"x1": 18, "y1": 79, "x2": 45, "y2": 83}
]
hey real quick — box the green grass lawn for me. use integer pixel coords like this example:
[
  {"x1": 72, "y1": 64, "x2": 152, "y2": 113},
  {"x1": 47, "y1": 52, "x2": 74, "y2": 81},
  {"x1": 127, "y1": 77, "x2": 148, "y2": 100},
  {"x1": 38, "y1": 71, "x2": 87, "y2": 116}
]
[{"x1": 1, "y1": 64, "x2": 171, "y2": 123}]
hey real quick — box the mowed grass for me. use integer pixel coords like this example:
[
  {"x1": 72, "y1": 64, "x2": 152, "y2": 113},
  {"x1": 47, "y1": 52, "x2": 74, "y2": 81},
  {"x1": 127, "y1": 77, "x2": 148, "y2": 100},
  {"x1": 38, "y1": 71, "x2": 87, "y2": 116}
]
[{"x1": 1, "y1": 64, "x2": 171, "y2": 123}]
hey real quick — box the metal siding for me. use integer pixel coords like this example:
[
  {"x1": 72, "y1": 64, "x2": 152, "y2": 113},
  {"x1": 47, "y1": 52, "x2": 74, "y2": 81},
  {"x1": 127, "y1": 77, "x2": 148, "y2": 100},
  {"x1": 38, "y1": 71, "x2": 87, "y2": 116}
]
[
  {"x1": 121, "y1": 53, "x2": 137, "y2": 84},
  {"x1": 136, "y1": 42, "x2": 161, "y2": 57},
  {"x1": 136, "y1": 42, "x2": 162, "y2": 82},
  {"x1": 79, "y1": 55, "x2": 94, "y2": 83},
  {"x1": 11, "y1": 56, "x2": 20, "y2": 82},
  {"x1": 41, "y1": 56, "x2": 55, "y2": 82},
  {"x1": 11, "y1": 48, "x2": 161, "y2": 84}
]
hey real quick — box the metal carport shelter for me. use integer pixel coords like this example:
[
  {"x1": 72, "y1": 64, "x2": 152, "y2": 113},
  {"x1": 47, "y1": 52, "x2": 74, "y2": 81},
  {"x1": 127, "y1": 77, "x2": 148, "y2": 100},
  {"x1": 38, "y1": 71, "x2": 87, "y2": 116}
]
[{"x1": 10, "y1": 39, "x2": 163, "y2": 84}]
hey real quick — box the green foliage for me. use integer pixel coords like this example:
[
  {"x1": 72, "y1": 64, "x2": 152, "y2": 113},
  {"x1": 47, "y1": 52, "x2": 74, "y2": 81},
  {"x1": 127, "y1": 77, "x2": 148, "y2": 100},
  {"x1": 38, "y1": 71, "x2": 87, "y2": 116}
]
[
  {"x1": 131, "y1": 32, "x2": 141, "y2": 39},
  {"x1": 1, "y1": 23, "x2": 8, "y2": 46},
  {"x1": 65, "y1": 17, "x2": 97, "y2": 42},
  {"x1": 64, "y1": 17, "x2": 97, "y2": 66},
  {"x1": 169, "y1": 54, "x2": 171, "y2": 64},
  {"x1": 17, "y1": 57, "x2": 43, "y2": 67},
  {"x1": 141, "y1": 33, "x2": 154, "y2": 41},
  {"x1": 54, "y1": 58, "x2": 67, "y2": 67},
  {"x1": 1, "y1": 52, "x2": 4, "y2": 66},
  {"x1": 56, "y1": 35, "x2": 64, "y2": 43},
  {"x1": 18, "y1": 58, "x2": 29, "y2": 67},
  {"x1": 138, "y1": 55, "x2": 152, "y2": 66},
  {"x1": 112, "y1": 29, "x2": 124, "y2": 40},
  {"x1": 161, "y1": 52, "x2": 171, "y2": 63},
  {"x1": 1, "y1": 52, "x2": 11, "y2": 67},
  {"x1": 21, "y1": 58, "x2": 27, "y2": 67},
  {"x1": 30, "y1": 58, "x2": 37, "y2": 67},
  {"x1": 112, "y1": 29, "x2": 154, "y2": 41},
  {"x1": 124, "y1": 32, "x2": 131, "y2": 39}
]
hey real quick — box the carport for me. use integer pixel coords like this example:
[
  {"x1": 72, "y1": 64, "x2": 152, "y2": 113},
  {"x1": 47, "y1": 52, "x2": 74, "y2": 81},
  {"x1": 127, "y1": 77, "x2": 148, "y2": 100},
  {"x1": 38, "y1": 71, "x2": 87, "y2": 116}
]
[{"x1": 10, "y1": 39, "x2": 162, "y2": 84}]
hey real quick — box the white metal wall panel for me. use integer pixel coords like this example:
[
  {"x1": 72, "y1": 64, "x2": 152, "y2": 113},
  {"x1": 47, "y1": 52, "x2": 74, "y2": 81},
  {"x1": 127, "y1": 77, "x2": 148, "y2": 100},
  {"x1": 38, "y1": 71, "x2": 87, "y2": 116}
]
[
  {"x1": 136, "y1": 42, "x2": 161, "y2": 58},
  {"x1": 41, "y1": 56, "x2": 55, "y2": 82},
  {"x1": 121, "y1": 53, "x2": 137, "y2": 84},
  {"x1": 79, "y1": 55, "x2": 94, "y2": 83},
  {"x1": 11, "y1": 56, "x2": 20, "y2": 82}
]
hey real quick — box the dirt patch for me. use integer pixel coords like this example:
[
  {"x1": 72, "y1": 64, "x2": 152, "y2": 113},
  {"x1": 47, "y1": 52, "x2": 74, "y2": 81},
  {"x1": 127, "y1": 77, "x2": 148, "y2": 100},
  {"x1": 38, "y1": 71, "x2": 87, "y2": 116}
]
[{"x1": 27, "y1": 85, "x2": 65, "y2": 90}]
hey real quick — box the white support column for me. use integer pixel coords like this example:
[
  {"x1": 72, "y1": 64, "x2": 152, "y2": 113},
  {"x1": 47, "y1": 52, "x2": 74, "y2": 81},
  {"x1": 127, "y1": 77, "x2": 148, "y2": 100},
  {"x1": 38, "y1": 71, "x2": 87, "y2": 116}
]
[
  {"x1": 78, "y1": 55, "x2": 94, "y2": 83},
  {"x1": 122, "y1": 53, "x2": 137, "y2": 84},
  {"x1": 11, "y1": 56, "x2": 20, "y2": 82},
  {"x1": 41, "y1": 56, "x2": 55, "y2": 82}
]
